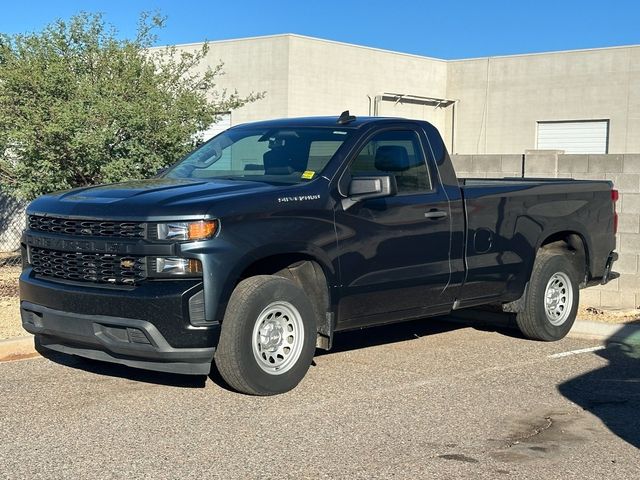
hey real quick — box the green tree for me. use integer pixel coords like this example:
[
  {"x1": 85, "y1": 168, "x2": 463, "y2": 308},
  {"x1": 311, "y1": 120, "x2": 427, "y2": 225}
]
[{"x1": 0, "y1": 12, "x2": 264, "y2": 200}]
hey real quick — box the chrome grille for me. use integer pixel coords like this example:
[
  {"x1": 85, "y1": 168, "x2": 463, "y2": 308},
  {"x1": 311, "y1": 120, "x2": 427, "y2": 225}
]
[
  {"x1": 30, "y1": 247, "x2": 146, "y2": 285},
  {"x1": 28, "y1": 215, "x2": 144, "y2": 238}
]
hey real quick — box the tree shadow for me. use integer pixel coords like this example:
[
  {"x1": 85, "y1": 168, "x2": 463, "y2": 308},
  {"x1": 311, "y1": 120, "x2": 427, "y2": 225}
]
[{"x1": 558, "y1": 324, "x2": 640, "y2": 449}]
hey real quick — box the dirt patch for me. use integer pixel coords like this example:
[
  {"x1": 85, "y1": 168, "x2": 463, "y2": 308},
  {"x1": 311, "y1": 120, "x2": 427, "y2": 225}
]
[
  {"x1": 0, "y1": 265, "x2": 21, "y2": 278},
  {"x1": 0, "y1": 265, "x2": 21, "y2": 297},
  {"x1": 578, "y1": 306, "x2": 640, "y2": 325},
  {"x1": 489, "y1": 409, "x2": 590, "y2": 463},
  {"x1": 0, "y1": 297, "x2": 23, "y2": 339},
  {"x1": 0, "y1": 265, "x2": 23, "y2": 339}
]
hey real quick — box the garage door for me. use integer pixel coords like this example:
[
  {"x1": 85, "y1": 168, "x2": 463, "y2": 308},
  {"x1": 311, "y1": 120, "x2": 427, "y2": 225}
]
[
  {"x1": 536, "y1": 120, "x2": 609, "y2": 154},
  {"x1": 199, "y1": 113, "x2": 232, "y2": 142}
]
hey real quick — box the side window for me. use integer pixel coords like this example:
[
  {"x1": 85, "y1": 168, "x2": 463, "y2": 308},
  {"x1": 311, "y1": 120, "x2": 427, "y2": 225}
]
[{"x1": 349, "y1": 130, "x2": 432, "y2": 193}]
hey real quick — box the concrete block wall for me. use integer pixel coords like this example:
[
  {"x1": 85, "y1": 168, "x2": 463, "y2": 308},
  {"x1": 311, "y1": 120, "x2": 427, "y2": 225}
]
[
  {"x1": 450, "y1": 154, "x2": 522, "y2": 178},
  {"x1": 451, "y1": 153, "x2": 640, "y2": 310}
]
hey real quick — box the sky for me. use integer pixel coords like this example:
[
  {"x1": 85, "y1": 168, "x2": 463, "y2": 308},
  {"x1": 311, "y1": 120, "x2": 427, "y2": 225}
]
[{"x1": 1, "y1": 0, "x2": 639, "y2": 59}]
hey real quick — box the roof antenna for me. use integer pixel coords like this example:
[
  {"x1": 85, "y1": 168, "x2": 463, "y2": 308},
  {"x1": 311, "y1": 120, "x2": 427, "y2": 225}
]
[{"x1": 337, "y1": 110, "x2": 356, "y2": 125}]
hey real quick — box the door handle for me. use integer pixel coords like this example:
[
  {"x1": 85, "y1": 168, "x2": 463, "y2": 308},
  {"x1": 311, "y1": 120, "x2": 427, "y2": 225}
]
[{"x1": 424, "y1": 210, "x2": 448, "y2": 219}]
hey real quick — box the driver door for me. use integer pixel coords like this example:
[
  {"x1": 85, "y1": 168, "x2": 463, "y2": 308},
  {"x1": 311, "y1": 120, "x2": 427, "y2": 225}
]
[{"x1": 334, "y1": 127, "x2": 454, "y2": 328}]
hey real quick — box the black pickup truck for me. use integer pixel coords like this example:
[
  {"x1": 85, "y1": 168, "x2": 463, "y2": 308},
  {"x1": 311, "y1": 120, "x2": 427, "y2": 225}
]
[{"x1": 20, "y1": 113, "x2": 619, "y2": 395}]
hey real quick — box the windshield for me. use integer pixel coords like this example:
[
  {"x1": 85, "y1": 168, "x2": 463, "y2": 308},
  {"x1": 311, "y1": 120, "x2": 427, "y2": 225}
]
[{"x1": 165, "y1": 127, "x2": 353, "y2": 184}]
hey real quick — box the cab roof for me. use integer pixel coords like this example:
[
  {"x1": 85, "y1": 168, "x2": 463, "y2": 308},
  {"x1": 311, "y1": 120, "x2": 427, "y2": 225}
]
[{"x1": 230, "y1": 115, "x2": 429, "y2": 130}]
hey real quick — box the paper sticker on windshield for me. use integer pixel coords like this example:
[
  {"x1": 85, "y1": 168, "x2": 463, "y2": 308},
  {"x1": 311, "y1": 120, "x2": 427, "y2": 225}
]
[{"x1": 301, "y1": 170, "x2": 315, "y2": 180}]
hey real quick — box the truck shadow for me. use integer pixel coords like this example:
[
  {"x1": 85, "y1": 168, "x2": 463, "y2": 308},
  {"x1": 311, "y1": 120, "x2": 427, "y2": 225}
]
[
  {"x1": 37, "y1": 348, "x2": 208, "y2": 388},
  {"x1": 318, "y1": 312, "x2": 520, "y2": 356},
  {"x1": 558, "y1": 324, "x2": 640, "y2": 449},
  {"x1": 37, "y1": 310, "x2": 520, "y2": 391}
]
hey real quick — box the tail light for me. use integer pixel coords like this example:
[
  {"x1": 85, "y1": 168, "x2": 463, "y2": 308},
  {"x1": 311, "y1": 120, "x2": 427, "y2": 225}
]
[{"x1": 611, "y1": 189, "x2": 619, "y2": 234}]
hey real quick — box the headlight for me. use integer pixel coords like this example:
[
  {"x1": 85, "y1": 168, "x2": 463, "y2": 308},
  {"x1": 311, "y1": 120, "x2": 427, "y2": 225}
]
[
  {"x1": 154, "y1": 257, "x2": 203, "y2": 275},
  {"x1": 156, "y1": 220, "x2": 218, "y2": 241}
]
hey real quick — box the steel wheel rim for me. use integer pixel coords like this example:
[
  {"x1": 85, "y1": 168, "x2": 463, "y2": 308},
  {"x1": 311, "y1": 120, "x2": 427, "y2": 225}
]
[
  {"x1": 251, "y1": 301, "x2": 305, "y2": 375},
  {"x1": 544, "y1": 271, "x2": 573, "y2": 326}
]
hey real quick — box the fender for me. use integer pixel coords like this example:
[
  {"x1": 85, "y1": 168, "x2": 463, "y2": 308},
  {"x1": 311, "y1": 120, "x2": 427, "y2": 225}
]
[
  {"x1": 535, "y1": 223, "x2": 593, "y2": 274},
  {"x1": 215, "y1": 241, "x2": 339, "y2": 322}
]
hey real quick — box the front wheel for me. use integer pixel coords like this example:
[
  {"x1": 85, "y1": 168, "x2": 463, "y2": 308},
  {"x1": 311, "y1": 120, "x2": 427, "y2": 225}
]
[
  {"x1": 516, "y1": 251, "x2": 580, "y2": 341},
  {"x1": 214, "y1": 275, "x2": 316, "y2": 395}
]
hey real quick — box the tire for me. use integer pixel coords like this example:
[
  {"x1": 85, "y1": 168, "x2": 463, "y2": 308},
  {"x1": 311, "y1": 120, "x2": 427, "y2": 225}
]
[
  {"x1": 214, "y1": 275, "x2": 316, "y2": 395},
  {"x1": 516, "y1": 251, "x2": 580, "y2": 341}
]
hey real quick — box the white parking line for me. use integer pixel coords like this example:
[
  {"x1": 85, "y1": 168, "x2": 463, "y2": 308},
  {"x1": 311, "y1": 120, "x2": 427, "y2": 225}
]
[{"x1": 548, "y1": 345, "x2": 606, "y2": 358}]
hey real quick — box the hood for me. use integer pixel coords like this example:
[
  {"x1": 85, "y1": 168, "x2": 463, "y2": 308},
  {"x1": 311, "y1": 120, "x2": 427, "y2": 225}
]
[{"x1": 27, "y1": 177, "x2": 279, "y2": 220}]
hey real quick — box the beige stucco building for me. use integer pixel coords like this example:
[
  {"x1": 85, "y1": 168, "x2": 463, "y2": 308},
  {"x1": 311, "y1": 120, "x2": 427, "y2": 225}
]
[{"x1": 168, "y1": 33, "x2": 640, "y2": 156}]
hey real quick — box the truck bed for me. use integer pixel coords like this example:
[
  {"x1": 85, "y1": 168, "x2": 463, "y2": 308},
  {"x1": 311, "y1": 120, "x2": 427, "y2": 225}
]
[{"x1": 455, "y1": 176, "x2": 615, "y2": 308}]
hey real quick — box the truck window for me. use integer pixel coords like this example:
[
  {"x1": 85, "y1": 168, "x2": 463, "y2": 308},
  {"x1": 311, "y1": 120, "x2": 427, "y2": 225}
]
[
  {"x1": 349, "y1": 130, "x2": 432, "y2": 193},
  {"x1": 165, "y1": 128, "x2": 353, "y2": 185},
  {"x1": 308, "y1": 141, "x2": 343, "y2": 171}
]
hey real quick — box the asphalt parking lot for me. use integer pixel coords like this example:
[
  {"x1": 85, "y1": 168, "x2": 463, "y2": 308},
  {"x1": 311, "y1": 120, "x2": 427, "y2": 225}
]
[{"x1": 1, "y1": 317, "x2": 639, "y2": 479}]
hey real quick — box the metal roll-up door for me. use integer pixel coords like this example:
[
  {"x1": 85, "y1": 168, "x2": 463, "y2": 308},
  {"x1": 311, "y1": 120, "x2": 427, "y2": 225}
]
[{"x1": 536, "y1": 120, "x2": 609, "y2": 154}]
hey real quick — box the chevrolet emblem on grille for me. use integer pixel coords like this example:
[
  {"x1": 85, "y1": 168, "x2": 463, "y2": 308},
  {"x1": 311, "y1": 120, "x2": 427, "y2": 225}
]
[
  {"x1": 120, "y1": 258, "x2": 136, "y2": 269},
  {"x1": 80, "y1": 228, "x2": 92, "y2": 235}
]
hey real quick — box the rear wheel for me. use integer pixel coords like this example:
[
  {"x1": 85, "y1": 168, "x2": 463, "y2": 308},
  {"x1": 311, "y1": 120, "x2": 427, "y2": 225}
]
[
  {"x1": 516, "y1": 251, "x2": 580, "y2": 341},
  {"x1": 214, "y1": 275, "x2": 316, "y2": 395}
]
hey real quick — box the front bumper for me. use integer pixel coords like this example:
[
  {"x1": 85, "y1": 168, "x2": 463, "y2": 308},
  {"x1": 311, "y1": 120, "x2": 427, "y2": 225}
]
[{"x1": 20, "y1": 270, "x2": 220, "y2": 375}]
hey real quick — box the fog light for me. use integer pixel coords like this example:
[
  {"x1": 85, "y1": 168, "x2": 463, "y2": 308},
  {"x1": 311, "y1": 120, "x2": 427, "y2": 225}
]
[{"x1": 155, "y1": 257, "x2": 202, "y2": 275}]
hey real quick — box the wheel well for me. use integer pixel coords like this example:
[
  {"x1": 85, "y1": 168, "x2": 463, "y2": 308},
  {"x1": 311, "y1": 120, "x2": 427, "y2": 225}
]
[
  {"x1": 237, "y1": 254, "x2": 334, "y2": 349},
  {"x1": 539, "y1": 231, "x2": 589, "y2": 282},
  {"x1": 239, "y1": 254, "x2": 314, "y2": 280}
]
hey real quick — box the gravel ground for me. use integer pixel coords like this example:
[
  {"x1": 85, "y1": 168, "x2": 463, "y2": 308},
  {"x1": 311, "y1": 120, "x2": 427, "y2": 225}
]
[
  {"x1": 1, "y1": 320, "x2": 639, "y2": 479},
  {"x1": 578, "y1": 307, "x2": 640, "y2": 324},
  {"x1": 0, "y1": 265, "x2": 23, "y2": 339},
  {"x1": 0, "y1": 265, "x2": 20, "y2": 295},
  {"x1": 0, "y1": 297, "x2": 22, "y2": 339}
]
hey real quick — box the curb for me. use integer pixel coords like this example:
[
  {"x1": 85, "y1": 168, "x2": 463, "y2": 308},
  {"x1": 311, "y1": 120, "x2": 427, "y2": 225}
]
[
  {"x1": 448, "y1": 310, "x2": 640, "y2": 343},
  {"x1": 0, "y1": 335, "x2": 40, "y2": 363},
  {"x1": 567, "y1": 320, "x2": 640, "y2": 344}
]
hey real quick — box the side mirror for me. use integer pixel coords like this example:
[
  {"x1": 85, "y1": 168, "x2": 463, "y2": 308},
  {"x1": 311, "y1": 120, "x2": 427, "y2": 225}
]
[{"x1": 342, "y1": 175, "x2": 397, "y2": 210}]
